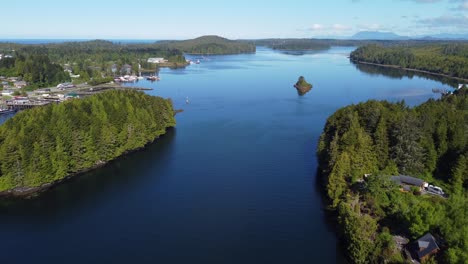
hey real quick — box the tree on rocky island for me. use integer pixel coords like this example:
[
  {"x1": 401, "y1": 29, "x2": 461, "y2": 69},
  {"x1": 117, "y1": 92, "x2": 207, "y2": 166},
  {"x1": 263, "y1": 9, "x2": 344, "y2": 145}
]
[{"x1": 294, "y1": 76, "x2": 313, "y2": 96}]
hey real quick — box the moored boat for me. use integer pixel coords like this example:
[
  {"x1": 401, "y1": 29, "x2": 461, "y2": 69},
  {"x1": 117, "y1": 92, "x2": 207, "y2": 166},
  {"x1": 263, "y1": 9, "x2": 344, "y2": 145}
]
[{"x1": 0, "y1": 108, "x2": 15, "y2": 115}]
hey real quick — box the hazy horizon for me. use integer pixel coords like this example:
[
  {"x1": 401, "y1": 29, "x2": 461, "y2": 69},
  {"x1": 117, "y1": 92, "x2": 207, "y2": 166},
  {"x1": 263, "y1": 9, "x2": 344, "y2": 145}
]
[{"x1": 2, "y1": 0, "x2": 467, "y2": 39}]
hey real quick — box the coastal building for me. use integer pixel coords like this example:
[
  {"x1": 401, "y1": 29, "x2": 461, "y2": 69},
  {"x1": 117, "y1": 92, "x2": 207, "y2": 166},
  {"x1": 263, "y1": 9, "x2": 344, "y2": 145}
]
[
  {"x1": 1, "y1": 90, "x2": 13, "y2": 96},
  {"x1": 147, "y1": 58, "x2": 167, "y2": 64},
  {"x1": 121, "y1": 64, "x2": 132, "y2": 75},
  {"x1": 14, "y1": 81, "x2": 27, "y2": 88},
  {"x1": 407, "y1": 233, "x2": 440, "y2": 262},
  {"x1": 391, "y1": 175, "x2": 428, "y2": 192}
]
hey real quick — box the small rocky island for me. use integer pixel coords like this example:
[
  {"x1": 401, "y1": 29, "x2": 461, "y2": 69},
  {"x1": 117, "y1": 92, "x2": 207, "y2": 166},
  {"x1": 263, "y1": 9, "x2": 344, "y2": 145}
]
[{"x1": 294, "y1": 76, "x2": 313, "y2": 95}]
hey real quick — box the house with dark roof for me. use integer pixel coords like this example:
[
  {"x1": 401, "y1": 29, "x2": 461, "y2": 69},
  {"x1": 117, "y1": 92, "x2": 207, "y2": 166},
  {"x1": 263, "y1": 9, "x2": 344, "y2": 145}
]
[
  {"x1": 407, "y1": 233, "x2": 440, "y2": 262},
  {"x1": 391, "y1": 175, "x2": 428, "y2": 192}
]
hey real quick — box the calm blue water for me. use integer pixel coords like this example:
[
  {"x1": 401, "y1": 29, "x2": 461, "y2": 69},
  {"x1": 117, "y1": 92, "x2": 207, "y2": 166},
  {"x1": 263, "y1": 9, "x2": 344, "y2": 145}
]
[{"x1": 0, "y1": 47, "x2": 450, "y2": 264}]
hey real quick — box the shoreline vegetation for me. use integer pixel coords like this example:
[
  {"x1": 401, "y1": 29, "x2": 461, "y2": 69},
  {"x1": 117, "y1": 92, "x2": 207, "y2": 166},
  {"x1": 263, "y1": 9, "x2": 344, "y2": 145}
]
[
  {"x1": 0, "y1": 90, "x2": 176, "y2": 197},
  {"x1": 350, "y1": 44, "x2": 468, "y2": 81},
  {"x1": 351, "y1": 60, "x2": 468, "y2": 82},
  {"x1": 157, "y1": 35, "x2": 256, "y2": 55},
  {"x1": 317, "y1": 88, "x2": 468, "y2": 263}
]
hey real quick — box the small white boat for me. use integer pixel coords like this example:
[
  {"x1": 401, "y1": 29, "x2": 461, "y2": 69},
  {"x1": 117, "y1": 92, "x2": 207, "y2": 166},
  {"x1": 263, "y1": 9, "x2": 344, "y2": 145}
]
[{"x1": 0, "y1": 108, "x2": 15, "y2": 115}]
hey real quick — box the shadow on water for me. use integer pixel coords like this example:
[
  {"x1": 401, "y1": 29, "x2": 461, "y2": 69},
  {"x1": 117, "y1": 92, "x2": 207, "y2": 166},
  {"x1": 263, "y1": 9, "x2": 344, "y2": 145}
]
[
  {"x1": 275, "y1": 49, "x2": 327, "y2": 56},
  {"x1": 352, "y1": 61, "x2": 460, "y2": 88},
  {"x1": 313, "y1": 158, "x2": 349, "y2": 264},
  {"x1": 0, "y1": 128, "x2": 177, "y2": 218}
]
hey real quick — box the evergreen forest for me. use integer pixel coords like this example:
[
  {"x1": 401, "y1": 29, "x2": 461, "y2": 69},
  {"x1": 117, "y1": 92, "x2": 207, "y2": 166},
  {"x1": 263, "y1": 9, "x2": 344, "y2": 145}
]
[
  {"x1": 0, "y1": 90, "x2": 176, "y2": 194},
  {"x1": 317, "y1": 88, "x2": 468, "y2": 263}
]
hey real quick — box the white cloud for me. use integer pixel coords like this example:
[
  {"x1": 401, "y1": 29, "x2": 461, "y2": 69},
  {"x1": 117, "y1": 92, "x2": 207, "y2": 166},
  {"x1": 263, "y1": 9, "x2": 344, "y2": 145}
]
[
  {"x1": 450, "y1": 0, "x2": 468, "y2": 10},
  {"x1": 460, "y1": 0, "x2": 468, "y2": 10},
  {"x1": 331, "y1": 24, "x2": 353, "y2": 31},
  {"x1": 308, "y1": 23, "x2": 353, "y2": 32},
  {"x1": 310, "y1": 24, "x2": 324, "y2": 31},
  {"x1": 306, "y1": 23, "x2": 354, "y2": 37}
]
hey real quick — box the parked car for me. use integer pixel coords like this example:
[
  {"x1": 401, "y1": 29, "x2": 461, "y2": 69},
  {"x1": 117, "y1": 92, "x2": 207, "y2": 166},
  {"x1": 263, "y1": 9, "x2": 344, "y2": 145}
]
[{"x1": 427, "y1": 185, "x2": 444, "y2": 195}]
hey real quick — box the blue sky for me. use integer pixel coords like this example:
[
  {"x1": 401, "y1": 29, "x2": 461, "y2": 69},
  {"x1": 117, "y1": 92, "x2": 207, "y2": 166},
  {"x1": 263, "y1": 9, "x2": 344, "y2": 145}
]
[{"x1": 1, "y1": 0, "x2": 467, "y2": 39}]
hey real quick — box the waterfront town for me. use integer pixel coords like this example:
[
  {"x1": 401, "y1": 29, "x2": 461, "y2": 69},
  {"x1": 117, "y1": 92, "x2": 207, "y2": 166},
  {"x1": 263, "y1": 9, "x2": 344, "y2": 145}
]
[{"x1": 0, "y1": 55, "x2": 174, "y2": 112}]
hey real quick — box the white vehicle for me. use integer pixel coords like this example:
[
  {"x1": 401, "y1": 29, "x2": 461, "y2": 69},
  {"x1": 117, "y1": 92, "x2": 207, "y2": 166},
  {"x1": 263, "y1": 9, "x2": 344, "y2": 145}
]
[{"x1": 427, "y1": 185, "x2": 444, "y2": 195}]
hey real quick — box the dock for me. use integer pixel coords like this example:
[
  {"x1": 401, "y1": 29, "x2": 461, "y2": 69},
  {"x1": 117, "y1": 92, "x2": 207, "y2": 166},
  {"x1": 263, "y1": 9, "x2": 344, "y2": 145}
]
[{"x1": 6, "y1": 100, "x2": 52, "y2": 110}]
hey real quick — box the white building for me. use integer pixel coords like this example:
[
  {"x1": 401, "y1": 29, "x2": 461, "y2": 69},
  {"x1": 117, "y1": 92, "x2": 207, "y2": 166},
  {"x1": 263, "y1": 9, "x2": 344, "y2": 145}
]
[
  {"x1": 147, "y1": 58, "x2": 167, "y2": 64},
  {"x1": 2, "y1": 90, "x2": 13, "y2": 96}
]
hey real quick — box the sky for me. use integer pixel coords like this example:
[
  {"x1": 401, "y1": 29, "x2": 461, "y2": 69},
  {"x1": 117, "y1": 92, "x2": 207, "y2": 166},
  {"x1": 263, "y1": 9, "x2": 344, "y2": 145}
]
[{"x1": 1, "y1": 0, "x2": 467, "y2": 39}]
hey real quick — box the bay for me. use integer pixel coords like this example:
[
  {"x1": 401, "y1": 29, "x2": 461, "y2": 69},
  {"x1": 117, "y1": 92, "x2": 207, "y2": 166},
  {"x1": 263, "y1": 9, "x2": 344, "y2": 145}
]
[{"x1": 0, "y1": 47, "x2": 451, "y2": 263}]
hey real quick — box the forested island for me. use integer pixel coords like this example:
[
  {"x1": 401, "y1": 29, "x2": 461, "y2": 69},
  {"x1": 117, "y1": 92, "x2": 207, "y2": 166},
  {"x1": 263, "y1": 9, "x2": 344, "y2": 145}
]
[
  {"x1": 350, "y1": 43, "x2": 468, "y2": 80},
  {"x1": 294, "y1": 76, "x2": 313, "y2": 95},
  {"x1": 317, "y1": 88, "x2": 467, "y2": 263},
  {"x1": 0, "y1": 90, "x2": 176, "y2": 196},
  {"x1": 157, "y1": 35, "x2": 256, "y2": 55},
  {"x1": 253, "y1": 39, "x2": 331, "y2": 51}
]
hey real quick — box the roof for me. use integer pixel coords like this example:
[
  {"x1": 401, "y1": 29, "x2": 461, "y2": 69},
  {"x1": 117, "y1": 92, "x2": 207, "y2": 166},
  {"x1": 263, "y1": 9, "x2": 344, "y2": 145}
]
[
  {"x1": 415, "y1": 233, "x2": 439, "y2": 260},
  {"x1": 391, "y1": 175, "x2": 426, "y2": 187}
]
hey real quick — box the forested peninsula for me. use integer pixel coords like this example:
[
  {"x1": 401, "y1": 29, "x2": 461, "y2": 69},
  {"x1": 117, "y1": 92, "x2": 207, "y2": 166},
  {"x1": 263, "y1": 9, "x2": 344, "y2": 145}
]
[
  {"x1": 157, "y1": 36, "x2": 256, "y2": 55},
  {"x1": 318, "y1": 88, "x2": 467, "y2": 263},
  {"x1": 350, "y1": 43, "x2": 468, "y2": 80},
  {"x1": 0, "y1": 90, "x2": 176, "y2": 196}
]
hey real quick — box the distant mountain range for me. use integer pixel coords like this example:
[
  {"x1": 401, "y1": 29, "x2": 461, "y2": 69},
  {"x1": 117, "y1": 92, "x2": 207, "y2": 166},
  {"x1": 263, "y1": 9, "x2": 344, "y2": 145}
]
[{"x1": 349, "y1": 31, "x2": 468, "y2": 40}]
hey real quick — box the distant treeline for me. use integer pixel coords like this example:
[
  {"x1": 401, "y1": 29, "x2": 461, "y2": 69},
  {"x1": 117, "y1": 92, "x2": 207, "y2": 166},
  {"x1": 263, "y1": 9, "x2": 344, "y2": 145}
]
[
  {"x1": 317, "y1": 89, "x2": 468, "y2": 263},
  {"x1": 350, "y1": 43, "x2": 468, "y2": 79},
  {"x1": 157, "y1": 35, "x2": 256, "y2": 55},
  {"x1": 0, "y1": 90, "x2": 176, "y2": 194},
  {"x1": 0, "y1": 40, "x2": 186, "y2": 87},
  {"x1": 0, "y1": 37, "x2": 255, "y2": 87},
  {"x1": 252, "y1": 38, "x2": 468, "y2": 53},
  {"x1": 253, "y1": 39, "x2": 331, "y2": 51}
]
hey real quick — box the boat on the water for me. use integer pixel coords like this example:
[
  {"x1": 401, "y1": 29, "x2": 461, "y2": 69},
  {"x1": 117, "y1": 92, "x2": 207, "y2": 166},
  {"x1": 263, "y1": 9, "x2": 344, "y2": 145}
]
[
  {"x1": 0, "y1": 108, "x2": 15, "y2": 115},
  {"x1": 146, "y1": 76, "x2": 160, "y2": 81}
]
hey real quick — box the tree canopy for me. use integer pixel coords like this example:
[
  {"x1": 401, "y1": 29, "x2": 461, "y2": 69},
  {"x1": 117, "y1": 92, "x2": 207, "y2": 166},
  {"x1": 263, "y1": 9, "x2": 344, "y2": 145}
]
[
  {"x1": 350, "y1": 43, "x2": 468, "y2": 79},
  {"x1": 157, "y1": 35, "x2": 256, "y2": 55},
  {"x1": 0, "y1": 90, "x2": 176, "y2": 194},
  {"x1": 318, "y1": 88, "x2": 468, "y2": 263}
]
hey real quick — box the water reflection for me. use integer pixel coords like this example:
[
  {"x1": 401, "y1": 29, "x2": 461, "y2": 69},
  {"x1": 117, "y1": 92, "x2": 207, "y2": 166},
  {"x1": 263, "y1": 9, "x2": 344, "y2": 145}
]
[
  {"x1": 0, "y1": 128, "x2": 177, "y2": 217},
  {"x1": 352, "y1": 61, "x2": 459, "y2": 88}
]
